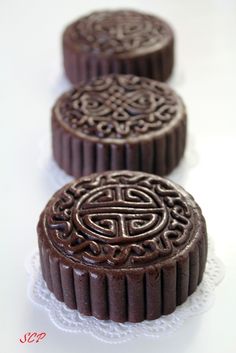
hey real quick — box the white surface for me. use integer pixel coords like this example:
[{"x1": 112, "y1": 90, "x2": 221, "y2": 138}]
[{"x1": 0, "y1": 0, "x2": 236, "y2": 352}]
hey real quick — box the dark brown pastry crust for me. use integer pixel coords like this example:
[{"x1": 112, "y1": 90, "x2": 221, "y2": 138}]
[
  {"x1": 37, "y1": 171, "x2": 207, "y2": 323},
  {"x1": 63, "y1": 10, "x2": 174, "y2": 83},
  {"x1": 52, "y1": 74, "x2": 187, "y2": 177}
]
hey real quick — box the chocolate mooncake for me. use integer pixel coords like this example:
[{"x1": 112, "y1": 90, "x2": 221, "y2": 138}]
[
  {"x1": 63, "y1": 10, "x2": 174, "y2": 83},
  {"x1": 52, "y1": 74, "x2": 186, "y2": 176},
  {"x1": 37, "y1": 171, "x2": 207, "y2": 323}
]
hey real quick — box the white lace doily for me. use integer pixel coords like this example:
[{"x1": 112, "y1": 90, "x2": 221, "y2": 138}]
[{"x1": 26, "y1": 239, "x2": 224, "y2": 344}]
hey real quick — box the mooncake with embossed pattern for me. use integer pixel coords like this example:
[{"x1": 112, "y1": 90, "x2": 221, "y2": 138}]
[
  {"x1": 63, "y1": 10, "x2": 174, "y2": 83},
  {"x1": 52, "y1": 74, "x2": 186, "y2": 176},
  {"x1": 37, "y1": 170, "x2": 207, "y2": 323}
]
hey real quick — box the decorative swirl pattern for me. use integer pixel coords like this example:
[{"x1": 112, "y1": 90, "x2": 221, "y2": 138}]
[
  {"x1": 45, "y1": 172, "x2": 194, "y2": 267},
  {"x1": 57, "y1": 75, "x2": 180, "y2": 139},
  {"x1": 67, "y1": 10, "x2": 171, "y2": 55}
]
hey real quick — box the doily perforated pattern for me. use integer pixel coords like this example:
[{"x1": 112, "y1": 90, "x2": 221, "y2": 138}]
[{"x1": 26, "y1": 238, "x2": 224, "y2": 344}]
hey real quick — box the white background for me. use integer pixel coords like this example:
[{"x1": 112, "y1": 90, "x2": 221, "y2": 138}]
[{"x1": 1, "y1": 0, "x2": 236, "y2": 352}]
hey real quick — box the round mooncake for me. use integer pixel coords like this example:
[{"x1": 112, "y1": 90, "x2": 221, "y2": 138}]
[
  {"x1": 52, "y1": 74, "x2": 186, "y2": 177},
  {"x1": 37, "y1": 171, "x2": 207, "y2": 323},
  {"x1": 63, "y1": 10, "x2": 174, "y2": 84}
]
